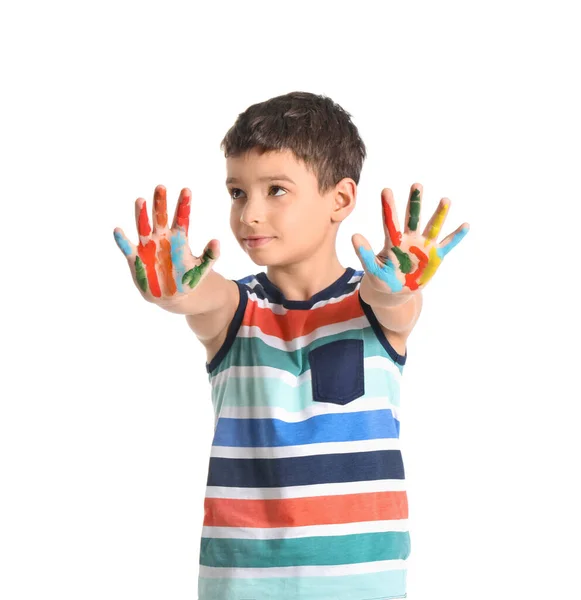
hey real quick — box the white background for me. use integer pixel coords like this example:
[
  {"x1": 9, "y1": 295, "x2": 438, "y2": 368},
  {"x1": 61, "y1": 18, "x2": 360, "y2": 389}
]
[{"x1": 1, "y1": 1, "x2": 579, "y2": 598}]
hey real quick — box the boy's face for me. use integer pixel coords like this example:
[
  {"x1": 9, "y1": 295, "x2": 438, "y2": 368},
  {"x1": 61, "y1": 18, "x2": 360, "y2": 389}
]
[{"x1": 226, "y1": 148, "x2": 353, "y2": 267}]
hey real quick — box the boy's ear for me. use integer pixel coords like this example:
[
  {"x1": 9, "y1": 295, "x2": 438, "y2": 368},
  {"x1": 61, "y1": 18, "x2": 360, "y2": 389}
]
[{"x1": 330, "y1": 178, "x2": 357, "y2": 222}]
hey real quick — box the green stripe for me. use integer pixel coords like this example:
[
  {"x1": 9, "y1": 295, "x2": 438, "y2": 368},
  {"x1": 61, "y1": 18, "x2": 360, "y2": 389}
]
[
  {"x1": 210, "y1": 327, "x2": 399, "y2": 378},
  {"x1": 200, "y1": 530, "x2": 410, "y2": 568}
]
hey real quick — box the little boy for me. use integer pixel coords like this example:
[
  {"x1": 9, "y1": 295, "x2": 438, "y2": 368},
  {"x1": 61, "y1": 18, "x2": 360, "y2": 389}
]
[{"x1": 113, "y1": 91, "x2": 469, "y2": 600}]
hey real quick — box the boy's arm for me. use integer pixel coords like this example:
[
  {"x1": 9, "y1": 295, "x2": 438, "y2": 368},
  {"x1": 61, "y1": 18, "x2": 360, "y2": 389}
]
[
  {"x1": 376, "y1": 291, "x2": 422, "y2": 355},
  {"x1": 360, "y1": 274, "x2": 423, "y2": 353},
  {"x1": 184, "y1": 272, "x2": 240, "y2": 345},
  {"x1": 159, "y1": 269, "x2": 240, "y2": 344}
]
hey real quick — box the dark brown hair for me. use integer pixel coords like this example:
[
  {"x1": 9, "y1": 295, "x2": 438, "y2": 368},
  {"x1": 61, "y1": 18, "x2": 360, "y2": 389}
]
[{"x1": 220, "y1": 91, "x2": 366, "y2": 195}]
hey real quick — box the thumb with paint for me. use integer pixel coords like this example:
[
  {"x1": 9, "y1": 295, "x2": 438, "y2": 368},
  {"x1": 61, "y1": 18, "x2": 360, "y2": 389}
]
[{"x1": 113, "y1": 185, "x2": 220, "y2": 311}]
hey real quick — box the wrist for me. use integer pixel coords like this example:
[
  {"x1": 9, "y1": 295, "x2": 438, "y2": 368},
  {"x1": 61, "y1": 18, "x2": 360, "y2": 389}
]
[{"x1": 359, "y1": 273, "x2": 416, "y2": 307}]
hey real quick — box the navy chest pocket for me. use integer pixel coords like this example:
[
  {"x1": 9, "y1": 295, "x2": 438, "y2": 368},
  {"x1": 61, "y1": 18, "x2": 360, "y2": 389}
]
[{"x1": 308, "y1": 338, "x2": 365, "y2": 405}]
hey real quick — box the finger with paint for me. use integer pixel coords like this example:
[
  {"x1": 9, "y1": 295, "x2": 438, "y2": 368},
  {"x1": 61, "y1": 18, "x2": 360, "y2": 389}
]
[
  {"x1": 381, "y1": 188, "x2": 402, "y2": 248},
  {"x1": 152, "y1": 186, "x2": 177, "y2": 297},
  {"x1": 403, "y1": 184, "x2": 423, "y2": 234},
  {"x1": 155, "y1": 186, "x2": 218, "y2": 295},
  {"x1": 171, "y1": 188, "x2": 218, "y2": 293},
  {"x1": 352, "y1": 232, "x2": 404, "y2": 294},
  {"x1": 380, "y1": 188, "x2": 413, "y2": 276},
  {"x1": 113, "y1": 222, "x2": 153, "y2": 297},
  {"x1": 113, "y1": 227, "x2": 136, "y2": 259},
  {"x1": 135, "y1": 195, "x2": 162, "y2": 297},
  {"x1": 172, "y1": 187, "x2": 191, "y2": 235},
  {"x1": 378, "y1": 187, "x2": 425, "y2": 287},
  {"x1": 422, "y1": 197, "x2": 450, "y2": 248},
  {"x1": 170, "y1": 187, "x2": 196, "y2": 294},
  {"x1": 418, "y1": 222, "x2": 470, "y2": 286}
]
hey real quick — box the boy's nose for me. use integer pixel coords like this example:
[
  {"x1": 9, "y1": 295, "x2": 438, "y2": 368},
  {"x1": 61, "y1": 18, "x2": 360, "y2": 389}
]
[{"x1": 240, "y1": 198, "x2": 265, "y2": 225}]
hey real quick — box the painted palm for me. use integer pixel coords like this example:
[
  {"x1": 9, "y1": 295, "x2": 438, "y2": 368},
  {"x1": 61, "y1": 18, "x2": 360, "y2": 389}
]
[
  {"x1": 352, "y1": 184, "x2": 469, "y2": 294},
  {"x1": 113, "y1": 185, "x2": 218, "y2": 301}
]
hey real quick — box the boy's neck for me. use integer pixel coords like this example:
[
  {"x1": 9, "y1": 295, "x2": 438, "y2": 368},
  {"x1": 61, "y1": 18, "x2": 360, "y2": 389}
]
[{"x1": 265, "y1": 256, "x2": 346, "y2": 302}]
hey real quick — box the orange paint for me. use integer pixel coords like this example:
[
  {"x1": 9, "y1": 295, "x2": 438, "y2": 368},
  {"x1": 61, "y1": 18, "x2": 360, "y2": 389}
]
[
  {"x1": 154, "y1": 187, "x2": 168, "y2": 228},
  {"x1": 404, "y1": 245, "x2": 429, "y2": 290},
  {"x1": 138, "y1": 201, "x2": 151, "y2": 237},
  {"x1": 177, "y1": 191, "x2": 191, "y2": 235},
  {"x1": 382, "y1": 196, "x2": 402, "y2": 247},
  {"x1": 158, "y1": 237, "x2": 176, "y2": 296},
  {"x1": 137, "y1": 239, "x2": 162, "y2": 297}
]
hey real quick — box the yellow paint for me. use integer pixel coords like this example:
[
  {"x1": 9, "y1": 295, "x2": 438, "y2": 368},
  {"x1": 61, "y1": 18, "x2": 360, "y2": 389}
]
[
  {"x1": 424, "y1": 202, "x2": 449, "y2": 247},
  {"x1": 418, "y1": 246, "x2": 442, "y2": 285}
]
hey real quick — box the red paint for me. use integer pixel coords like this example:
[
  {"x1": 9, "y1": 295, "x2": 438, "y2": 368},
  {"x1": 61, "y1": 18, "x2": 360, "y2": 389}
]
[
  {"x1": 404, "y1": 246, "x2": 429, "y2": 290},
  {"x1": 382, "y1": 196, "x2": 401, "y2": 247},
  {"x1": 177, "y1": 192, "x2": 191, "y2": 235},
  {"x1": 137, "y1": 239, "x2": 162, "y2": 297},
  {"x1": 159, "y1": 237, "x2": 176, "y2": 296},
  {"x1": 138, "y1": 201, "x2": 151, "y2": 237}
]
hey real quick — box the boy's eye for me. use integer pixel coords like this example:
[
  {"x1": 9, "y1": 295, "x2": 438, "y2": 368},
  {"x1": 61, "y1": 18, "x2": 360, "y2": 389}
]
[
  {"x1": 270, "y1": 185, "x2": 286, "y2": 196},
  {"x1": 229, "y1": 186, "x2": 287, "y2": 200}
]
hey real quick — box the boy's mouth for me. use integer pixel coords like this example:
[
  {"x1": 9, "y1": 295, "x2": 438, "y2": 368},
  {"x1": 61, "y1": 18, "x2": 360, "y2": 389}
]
[{"x1": 243, "y1": 236, "x2": 275, "y2": 248}]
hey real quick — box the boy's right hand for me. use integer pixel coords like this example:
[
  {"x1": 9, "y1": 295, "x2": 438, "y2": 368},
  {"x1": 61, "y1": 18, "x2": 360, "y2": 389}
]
[{"x1": 113, "y1": 185, "x2": 219, "y2": 306}]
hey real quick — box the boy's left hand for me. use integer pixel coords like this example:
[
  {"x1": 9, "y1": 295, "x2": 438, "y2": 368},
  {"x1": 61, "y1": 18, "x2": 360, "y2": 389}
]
[{"x1": 352, "y1": 183, "x2": 469, "y2": 295}]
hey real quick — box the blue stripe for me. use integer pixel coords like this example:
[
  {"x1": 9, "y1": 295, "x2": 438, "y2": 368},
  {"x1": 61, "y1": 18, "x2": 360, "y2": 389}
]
[
  {"x1": 213, "y1": 409, "x2": 400, "y2": 447},
  {"x1": 207, "y1": 449, "x2": 405, "y2": 488}
]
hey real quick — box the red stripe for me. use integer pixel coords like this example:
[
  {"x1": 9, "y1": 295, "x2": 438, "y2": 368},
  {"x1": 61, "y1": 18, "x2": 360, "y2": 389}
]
[
  {"x1": 242, "y1": 288, "x2": 364, "y2": 341},
  {"x1": 204, "y1": 490, "x2": 408, "y2": 528}
]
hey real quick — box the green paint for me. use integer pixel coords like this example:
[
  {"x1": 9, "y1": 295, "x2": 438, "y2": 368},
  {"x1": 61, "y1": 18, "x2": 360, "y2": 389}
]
[
  {"x1": 407, "y1": 188, "x2": 421, "y2": 231},
  {"x1": 182, "y1": 248, "x2": 214, "y2": 289},
  {"x1": 392, "y1": 246, "x2": 412, "y2": 273},
  {"x1": 135, "y1": 256, "x2": 148, "y2": 292}
]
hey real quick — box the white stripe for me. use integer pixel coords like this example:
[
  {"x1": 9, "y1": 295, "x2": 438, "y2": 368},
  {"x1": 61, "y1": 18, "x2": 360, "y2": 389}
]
[
  {"x1": 203, "y1": 518, "x2": 410, "y2": 540},
  {"x1": 216, "y1": 396, "x2": 401, "y2": 423},
  {"x1": 212, "y1": 355, "x2": 402, "y2": 388},
  {"x1": 205, "y1": 478, "x2": 407, "y2": 500},
  {"x1": 214, "y1": 363, "x2": 312, "y2": 388},
  {"x1": 210, "y1": 436, "x2": 402, "y2": 459},
  {"x1": 199, "y1": 558, "x2": 407, "y2": 579}
]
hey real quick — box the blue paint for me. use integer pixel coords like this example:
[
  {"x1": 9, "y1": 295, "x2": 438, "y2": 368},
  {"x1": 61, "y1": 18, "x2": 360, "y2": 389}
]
[
  {"x1": 170, "y1": 230, "x2": 187, "y2": 293},
  {"x1": 114, "y1": 231, "x2": 132, "y2": 257},
  {"x1": 438, "y1": 226, "x2": 469, "y2": 259},
  {"x1": 359, "y1": 246, "x2": 403, "y2": 293}
]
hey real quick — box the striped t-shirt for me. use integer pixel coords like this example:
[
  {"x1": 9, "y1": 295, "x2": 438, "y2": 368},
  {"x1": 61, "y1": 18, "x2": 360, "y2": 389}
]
[{"x1": 199, "y1": 266, "x2": 410, "y2": 600}]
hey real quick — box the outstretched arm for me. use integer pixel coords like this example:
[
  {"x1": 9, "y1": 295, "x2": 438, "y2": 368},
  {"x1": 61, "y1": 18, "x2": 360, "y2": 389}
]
[{"x1": 353, "y1": 183, "x2": 468, "y2": 344}]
